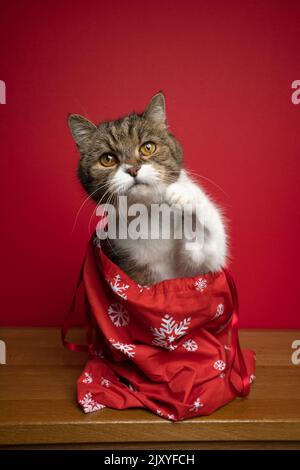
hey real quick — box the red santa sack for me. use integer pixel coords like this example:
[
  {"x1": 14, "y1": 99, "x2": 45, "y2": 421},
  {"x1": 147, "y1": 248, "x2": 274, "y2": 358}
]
[{"x1": 62, "y1": 237, "x2": 256, "y2": 421}]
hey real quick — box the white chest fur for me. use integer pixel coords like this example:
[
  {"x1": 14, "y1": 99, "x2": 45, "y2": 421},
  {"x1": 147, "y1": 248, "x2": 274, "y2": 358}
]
[{"x1": 109, "y1": 170, "x2": 227, "y2": 283}]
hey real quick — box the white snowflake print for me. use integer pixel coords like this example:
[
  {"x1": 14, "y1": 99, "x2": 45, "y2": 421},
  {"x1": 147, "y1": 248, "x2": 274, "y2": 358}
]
[
  {"x1": 183, "y1": 339, "x2": 198, "y2": 352},
  {"x1": 250, "y1": 374, "x2": 256, "y2": 384},
  {"x1": 151, "y1": 314, "x2": 191, "y2": 351},
  {"x1": 128, "y1": 383, "x2": 138, "y2": 392},
  {"x1": 167, "y1": 414, "x2": 175, "y2": 421},
  {"x1": 156, "y1": 409, "x2": 164, "y2": 417},
  {"x1": 107, "y1": 303, "x2": 130, "y2": 327},
  {"x1": 213, "y1": 303, "x2": 224, "y2": 320},
  {"x1": 194, "y1": 277, "x2": 208, "y2": 292},
  {"x1": 189, "y1": 397, "x2": 204, "y2": 412},
  {"x1": 100, "y1": 377, "x2": 111, "y2": 388},
  {"x1": 107, "y1": 274, "x2": 129, "y2": 299},
  {"x1": 109, "y1": 338, "x2": 136, "y2": 358},
  {"x1": 79, "y1": 392, "x2": 106, "y2": 413},
  {"x1": 224, "y1": 345, "x2": 231, "y2": 351},
  {"x1": 82, "y1": 372, "x2": 93, "y2": 384},
  {"x1": 92, "y1": 349, "x2": 104, "y2": 358},
  {"x1": 219, "y1": 373, "x2": 226, "y2": 379},
  {"x1": 137, "y1": 283, "x2": 150, "y2": 293},
  {"x1": 213, "y1": 360, "x2": 226, "y2": 371}
]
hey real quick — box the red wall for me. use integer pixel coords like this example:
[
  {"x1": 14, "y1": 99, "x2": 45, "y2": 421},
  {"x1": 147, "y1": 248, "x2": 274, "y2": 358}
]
[{"x1": 0, "y1": 0, "x2": 299, "y2": 328}]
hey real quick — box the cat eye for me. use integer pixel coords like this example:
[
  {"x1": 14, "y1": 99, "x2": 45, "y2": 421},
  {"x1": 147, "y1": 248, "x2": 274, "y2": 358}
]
[
  {"x1": 140, "y1": 141, "x2": 156, "y2": 157},
  {"x1": 99, "y1": 153, "x2": 117, "y2": 167}
]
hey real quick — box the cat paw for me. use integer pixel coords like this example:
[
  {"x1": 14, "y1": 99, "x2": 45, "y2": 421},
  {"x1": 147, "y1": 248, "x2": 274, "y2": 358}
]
[{"x1": 165, "y1": 182, "x2": 202, "y2": 212}]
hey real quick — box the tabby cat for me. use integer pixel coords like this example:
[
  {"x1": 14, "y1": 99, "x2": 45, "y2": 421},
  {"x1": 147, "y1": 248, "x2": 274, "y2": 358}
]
[{"x1": 68, "y1": 92, "x2": 227, "y2": 285}]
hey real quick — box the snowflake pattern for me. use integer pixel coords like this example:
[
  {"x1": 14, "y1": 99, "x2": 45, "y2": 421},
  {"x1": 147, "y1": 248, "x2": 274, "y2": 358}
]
[
  {"x1": 219, "y1": 372, "x2": 226, "y2": 379},
  {"x1": 194, "y1": 277, "x2": 208, "y2": 292},
  {"x1": 92, "y1": 349, "x2": 104, "y2": 358},
  {"x1": 107, "y1": 274, "x2": 129, "y2": 299},
  {"x1": 250, "y1": 374, "x2": 256, "y2": 384},
  {"x1": 107, "y1": 302, "x2": 130, "y2": 327},
  {"x1": 128, "y1": 383, "x2": 138, "y2": 392},
  {"x1": 100, "y1": 377, "x2": 111, "y2": 388},
  {"x1": 183, "y1": 339, "x2": 198, "y2": 352},
  {"x1": 137, "y1": 283, "x2": 151, "y2": 293},
  {"x1": 156, "y1": 409, "x2": 164, "y2": 416},
  {"x1": 109, "y1": 338, "x2": 136, "y2": 358},
  {"x1": 167, "y1": 414, "x2": 175, "y2": 421},
  {"x1": 189, "y1": 397, "x2": 204, "y2": 412},
  {"x1": 82, "y1": 372, "x2": 93, "y2": 384},
  {"x1": 151, "y1": 314, "x2": 191, "y2": 351},
  {"x1": 213, "y1": 303, "x2": 224, "y2": 320},
  {"x1": 79, "y1": 392, "x2": 106, "y2": 413},
  {"x1": 213, "y1": 360, "x2": 226, "y2": 371}
]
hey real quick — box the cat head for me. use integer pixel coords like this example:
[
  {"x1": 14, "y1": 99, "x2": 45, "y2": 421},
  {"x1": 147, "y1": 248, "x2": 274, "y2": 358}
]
[{"x1": 68, "y1": 92, "x2": 183, "y2": 205}]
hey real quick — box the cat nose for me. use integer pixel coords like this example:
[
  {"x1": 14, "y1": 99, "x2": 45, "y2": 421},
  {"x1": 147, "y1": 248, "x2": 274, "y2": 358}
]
[{"x1": 126, "y1": 165, "x2": 141, "y2": 177}]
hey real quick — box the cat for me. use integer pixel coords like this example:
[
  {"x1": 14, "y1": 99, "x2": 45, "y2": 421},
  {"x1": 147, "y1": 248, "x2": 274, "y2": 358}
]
[{"x1": 68, "y1": 92, "x2": 227, "y2": 285}]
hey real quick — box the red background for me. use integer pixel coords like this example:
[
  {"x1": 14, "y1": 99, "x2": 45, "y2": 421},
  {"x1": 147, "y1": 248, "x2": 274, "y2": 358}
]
[{"x1": 0, "y1": 0, "x2": 299, "y2": 328}]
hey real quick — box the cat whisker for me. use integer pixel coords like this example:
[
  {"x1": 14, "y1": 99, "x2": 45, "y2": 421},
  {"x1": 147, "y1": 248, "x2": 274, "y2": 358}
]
[
  {"x1": 91, "y1": 189, "x2": 123, "y2": 258},
  {"x1": 166, "y1": 169, "x2": 229, "y2": 197},
  {"x1": 71, "y1": 181, "x2": 113, "y2": 233},
  {"x1": 87, "y1": 185, "x2": 114, "y2": 235},
  {"x1": 185, "y1": 169, "x2": 229, "y2": 197}
]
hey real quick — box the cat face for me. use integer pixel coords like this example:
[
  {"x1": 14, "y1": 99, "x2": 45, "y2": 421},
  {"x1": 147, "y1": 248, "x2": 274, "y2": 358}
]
[{"x1": 68, "y1": 92, "x2": 183, "y2": 205}]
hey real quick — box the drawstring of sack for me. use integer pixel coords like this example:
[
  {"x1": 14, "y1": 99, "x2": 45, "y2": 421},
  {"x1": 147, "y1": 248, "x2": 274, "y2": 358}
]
[
  {"x1": 223, "y1": 267, "x2": 251, "y2": 397},
  {"x1": 61, "y1": 248, "x2": 94, "y2": 353}
]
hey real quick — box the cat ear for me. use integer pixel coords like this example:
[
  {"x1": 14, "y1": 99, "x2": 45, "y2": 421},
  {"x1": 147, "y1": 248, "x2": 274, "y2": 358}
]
[
  {"x1": 68, "y1": 114, "x2": 96, "y2": 147},
  {"x1": 143, "y1": 92, "x2": 166, "y2": 127}
]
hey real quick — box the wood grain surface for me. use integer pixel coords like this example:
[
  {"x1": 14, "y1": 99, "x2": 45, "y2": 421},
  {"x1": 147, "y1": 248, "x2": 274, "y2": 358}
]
[{"x1": 0, "y1": 328, "x2": 299, "y2": 449}]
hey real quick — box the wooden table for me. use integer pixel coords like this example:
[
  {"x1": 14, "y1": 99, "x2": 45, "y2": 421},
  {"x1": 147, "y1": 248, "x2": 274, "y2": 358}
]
[{"x1": 0, "y1": 328, "x2": 299, "y2": 450}]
